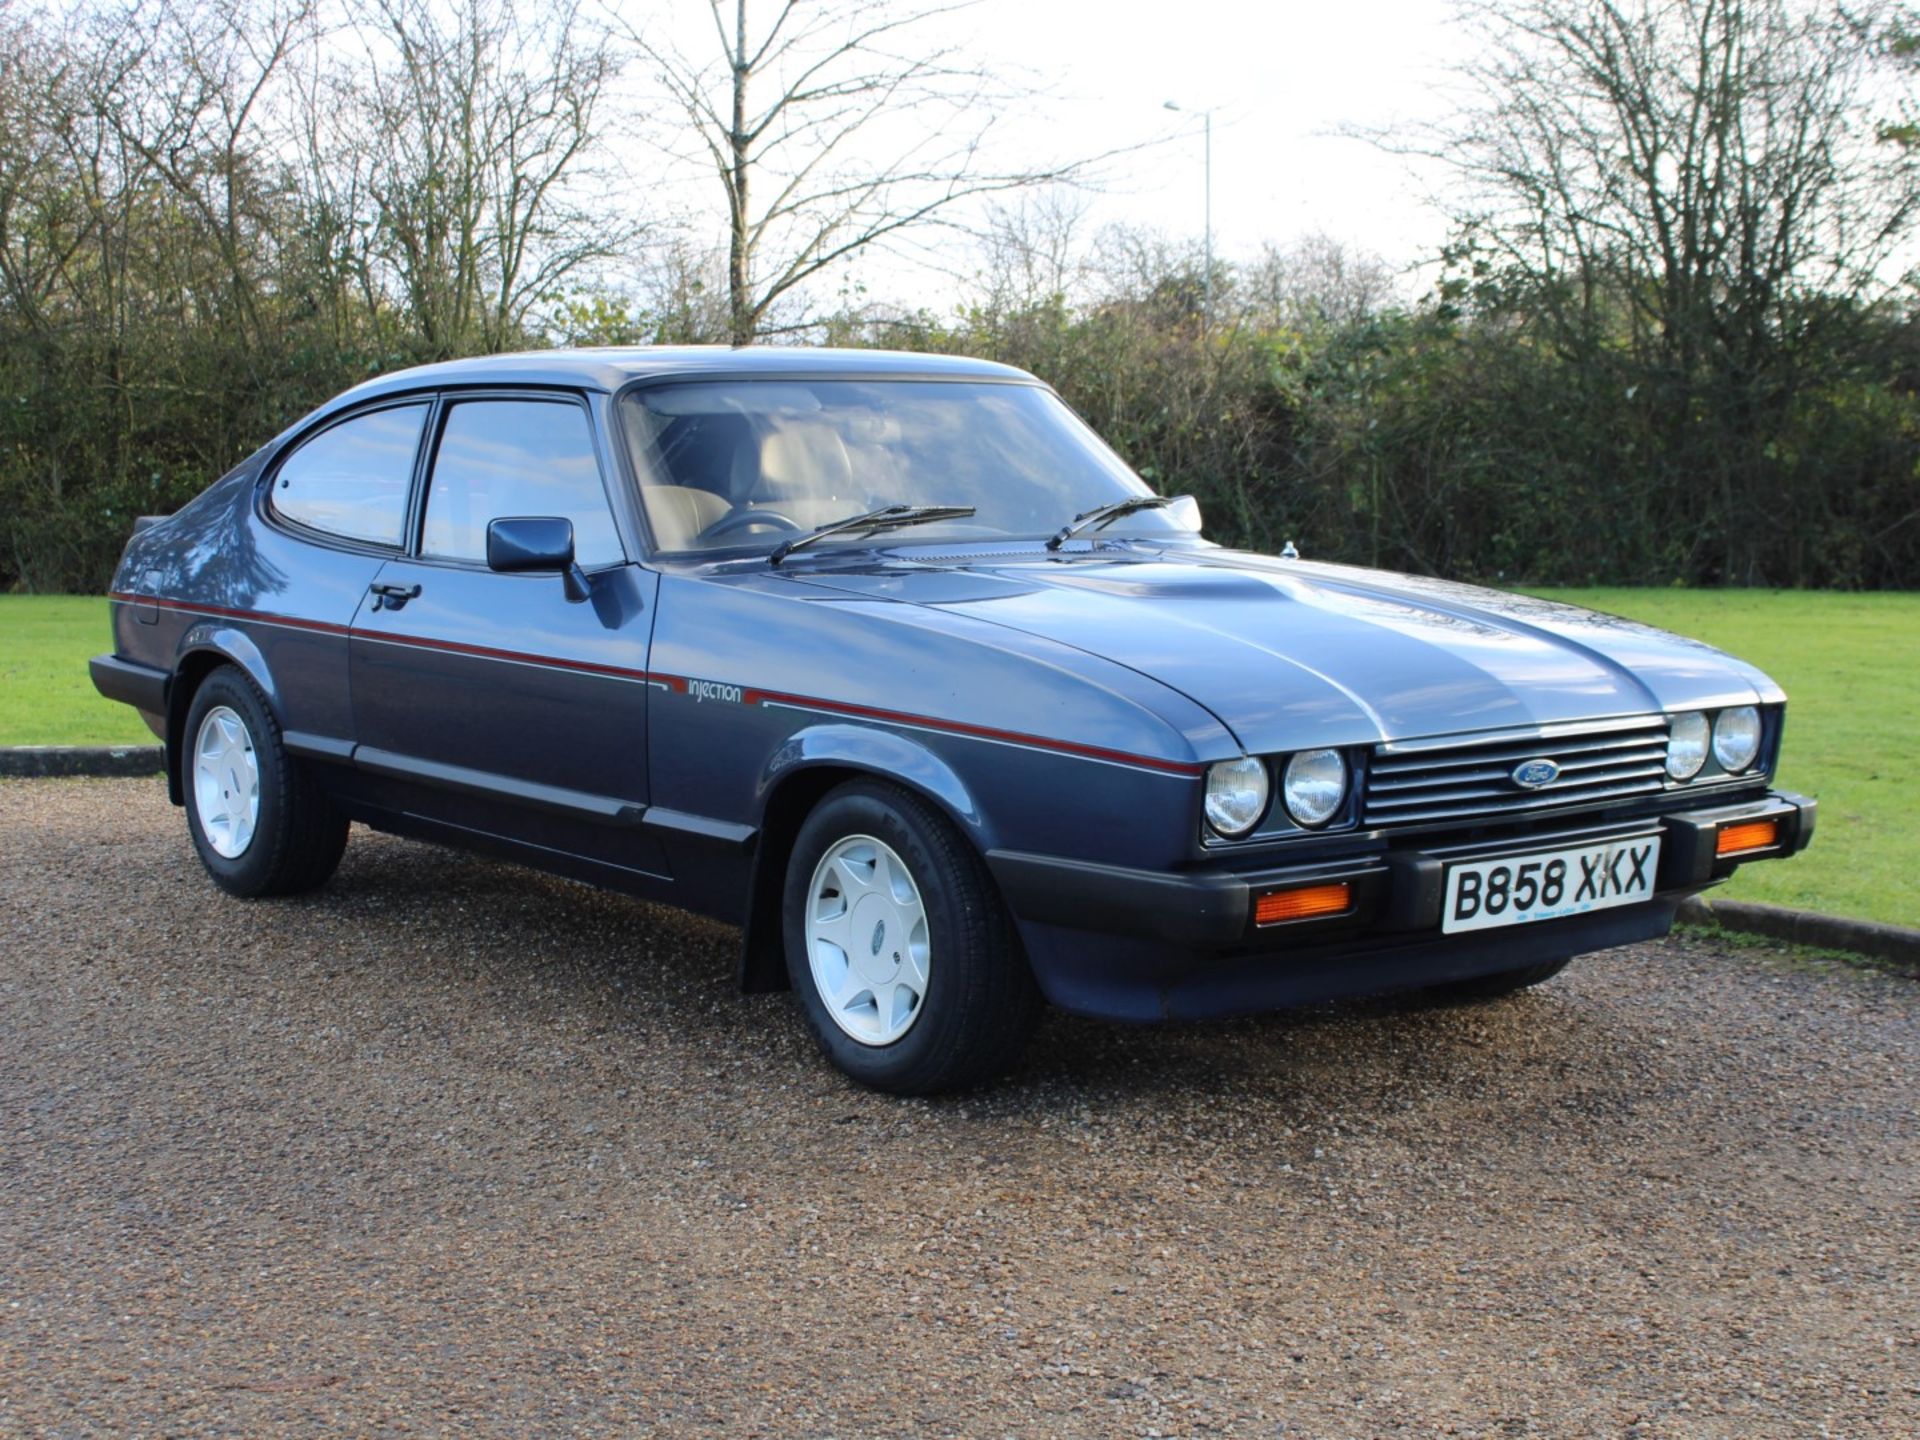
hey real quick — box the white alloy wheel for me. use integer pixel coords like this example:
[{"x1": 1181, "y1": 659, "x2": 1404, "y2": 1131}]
[
  {"x1": 193, "y1": 704, "x2": 260, "y2": 859},
  {"x1": 805, "y1": 833, "x2": 931, "y2": 1046}
]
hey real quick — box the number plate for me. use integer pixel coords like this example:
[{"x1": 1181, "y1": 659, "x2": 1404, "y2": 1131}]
[{"x1": 1441, "y1": 836, "x2": 1662, "y2": 935}]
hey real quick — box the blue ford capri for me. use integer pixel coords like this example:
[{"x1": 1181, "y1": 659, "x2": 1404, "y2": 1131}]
[{"x1": 90, "y1": 347, "x2": 1815, "y2": 1092}]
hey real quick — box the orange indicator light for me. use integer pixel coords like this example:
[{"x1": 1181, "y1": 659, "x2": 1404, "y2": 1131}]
[
  {"x1": 1716, "y1": 820, "x2": 1780, "y2": 856},
  {"x1": 1255, "y1": 882, "x2": 1354, "y2": 926}
]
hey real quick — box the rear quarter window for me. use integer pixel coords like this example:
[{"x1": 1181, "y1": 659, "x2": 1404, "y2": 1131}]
[{"x1": 269, "y1": 404, "x2": 428, "y2": 547}]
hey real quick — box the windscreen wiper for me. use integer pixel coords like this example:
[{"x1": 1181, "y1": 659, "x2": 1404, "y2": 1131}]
[
  {"x1": 1045, "y1": 494, "x2": 1188, "y2": 551},
  {"x1": 769, "y1": 504, "x2": 977, "y2": 566}
]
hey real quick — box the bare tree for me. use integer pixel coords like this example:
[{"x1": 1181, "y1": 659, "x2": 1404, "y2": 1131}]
[
  {"x1": 89, "y1": 0, "x2": 317, "y2": 356},
  {"x1": 972, "y1": 185, "x2": 1091, "y2": 315},
  {"x1": 1408, "y1": 0, "x2": 1916, "y2": 356},
  {"x1": 314, "y1": 0, "x2": 635, "y2": 356},
  {"x1": 1, "y1": 0, "x2": 313, "y2": 451},
  {"x1": 1853, "y1": 3, "x2": 1920, "y2": 177},
  {"x1": 623, "y1": 0, "x2": 1084, "y2": 345},
  {"x1": 636, "y1": 237, "x2": 734, "y2": 341},
  {"x1": 1087, "y1": 223, "x2": 1210, "y2": 328},
  {"x1": 1242, "y1": 233, "x2": 1395, "y2": 330},
  {"x1": 0, "y1": 8, "x2": 85, "y2": 346},
  {"x1": 1378, "y1": 0, "x2": 1920, "y2": 581}
]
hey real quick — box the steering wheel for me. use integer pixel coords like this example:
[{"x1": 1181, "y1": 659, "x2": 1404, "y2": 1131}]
[{"x1": 700, "y1": 508, "x2": 806, "y2": 541}]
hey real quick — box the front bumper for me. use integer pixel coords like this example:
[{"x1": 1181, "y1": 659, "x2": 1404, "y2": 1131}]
[{"x1": 986, "y1": 790, "x2": 1815, "y2": 1020}]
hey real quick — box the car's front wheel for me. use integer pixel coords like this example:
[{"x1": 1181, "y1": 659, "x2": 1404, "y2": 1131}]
[
  {"x1": 182, "y1": 666, "x2": 348, "y2": 898},
  {"x1": 783, "y1": 779, "x2": 1041, "y2": 1094}
]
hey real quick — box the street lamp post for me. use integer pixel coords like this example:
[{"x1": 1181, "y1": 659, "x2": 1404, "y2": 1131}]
[{"x1": 1164, "y1": 100, "x2": 1212, "y2": 329}]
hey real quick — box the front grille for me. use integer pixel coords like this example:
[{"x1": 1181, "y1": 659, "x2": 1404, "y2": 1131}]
[{"x1": 1364, "y1": 717, "x2": 1671, "y2": 829}]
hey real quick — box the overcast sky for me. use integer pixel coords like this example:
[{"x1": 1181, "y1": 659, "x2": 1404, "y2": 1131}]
[
  {"x1": 968, "y1": 0, "x2": 1472, "y2": 263},
  {"x1": 617, "y1": 0, "x2": 1481, "y2": 311},
  {"x1": 830, "y1": 0, "x2": 1480, "y2": 305}
]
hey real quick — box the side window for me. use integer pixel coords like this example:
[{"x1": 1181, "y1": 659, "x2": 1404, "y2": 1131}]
[
  {"x1": 270, "y1": 403, "x2": 427, "y2": 547},
  {"x1": 420, "y1": 399, "x2": 622, "y2": 566}
]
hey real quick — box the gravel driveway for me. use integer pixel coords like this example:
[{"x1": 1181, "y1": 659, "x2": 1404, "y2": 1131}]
[{"x1": 3, "y1": 778, "x2": 1915, "y2": 1438}]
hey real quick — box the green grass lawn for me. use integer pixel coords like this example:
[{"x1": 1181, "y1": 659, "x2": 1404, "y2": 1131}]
[
  {"x1": 1534, "y1": 589, "x2": 1917, "y2": 929},
  {"x1": 0, "y1": 596, "x2": 155, "y2": 747},
  {"x1": 4, "y1": 589, "x2": 1914, "y2": 926}
]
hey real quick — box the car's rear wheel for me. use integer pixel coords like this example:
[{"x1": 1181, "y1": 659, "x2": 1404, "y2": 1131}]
[
  {"x1": 1426, "y1": 956, "x2": 1572, "y2": 1003},
  {"x1": 783, "y1": 779, "x2": 1040, "y2": 1094},
  {"x1": 182, "y1": 666, "x2": 348, "y2": 898}
]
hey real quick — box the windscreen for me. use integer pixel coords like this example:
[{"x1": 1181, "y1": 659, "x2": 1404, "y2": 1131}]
[{"x1": 618, "y1": 379, "x2": 1197, "y2": 554}]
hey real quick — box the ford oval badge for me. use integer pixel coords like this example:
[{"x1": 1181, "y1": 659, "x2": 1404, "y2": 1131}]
[{"x1": 1511, "y1": 758, "x2": 1560, "y2": 790}]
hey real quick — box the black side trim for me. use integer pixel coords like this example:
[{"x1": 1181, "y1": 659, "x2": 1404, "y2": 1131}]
[
  {"x1": 641, "y1": 806, "x2": 757, "y2": 847},
  {"x1": 351, "y1": 746, "x2": 645, "y2": 825},
  {"x1": 89, "y1": 654, "x2": 168, "y2": 713},
  {"x1": 283, "y1": 731, "x2": 356, "y2": 763},
  {"x1": 346, "y1": 804, "x2": 673, "y2": 886}
]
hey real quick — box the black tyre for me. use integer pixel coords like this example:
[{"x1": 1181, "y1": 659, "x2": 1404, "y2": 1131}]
[
  {"x1": 181, "y1": 666, "x2": 348, "y2": 898},
  {"x1": 783, "y1": 779, "x2": 1041, "y2": 1094},
  {"x1": 1426, "y1": 956, "x2": 1572, "y2": 1003}
]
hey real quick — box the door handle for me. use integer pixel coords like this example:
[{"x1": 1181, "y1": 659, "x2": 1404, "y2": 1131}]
[{"x1": 370, "y1": 582, "x2": 421, "y2": 612}]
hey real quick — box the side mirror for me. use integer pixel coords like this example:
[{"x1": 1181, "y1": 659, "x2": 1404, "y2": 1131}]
[{"x1": 487, "y1": 516, "x2": 590, "y2": 602}]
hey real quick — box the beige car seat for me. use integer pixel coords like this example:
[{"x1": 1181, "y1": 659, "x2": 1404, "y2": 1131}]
[
  {"x1": 730, "y1": 421, "x2": 858, "y2": 529},
  {"x1": 640, "y1": 417, "x2": 862, "y2": 547},
  {"x1": 643, "y1": 484, "x2": 731, "y2": 550}
]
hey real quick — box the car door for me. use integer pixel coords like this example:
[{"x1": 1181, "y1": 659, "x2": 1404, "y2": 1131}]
[
  {"x1": 240, "y1": 399, "x2": 433, "y2": 752},
  {"x1": 347, "y1": 391, "x2": 667, "y2": 878}
]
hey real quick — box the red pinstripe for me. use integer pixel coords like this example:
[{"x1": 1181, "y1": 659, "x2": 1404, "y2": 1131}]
[{"x1": 110, "y1": 592, "x2": 1202, "y2": 777}]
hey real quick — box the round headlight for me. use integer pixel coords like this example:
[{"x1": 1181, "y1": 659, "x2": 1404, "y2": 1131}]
[
  {"x1": 1282, "y1": 748, "x2": 1348, "y2": 828},
  {"x1": 1666, "y1": 712, "x2": 1709, "y2": 780},
  {"x1": 1713, "y1": 705, "x2": 1762, "y2": 772},
  {"x1": 1204, "y1": 757, "x2": 1270, "y2": 837}
]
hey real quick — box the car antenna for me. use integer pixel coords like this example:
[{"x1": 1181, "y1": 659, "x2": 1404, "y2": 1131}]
[{"x1": 1281, "y1": 539, "x2": 1300, "y2": 559}]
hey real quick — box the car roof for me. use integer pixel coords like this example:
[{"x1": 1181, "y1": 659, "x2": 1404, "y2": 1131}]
[{"x1": 327, "y1": 346, "x2": 1037, "y2": 408}]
